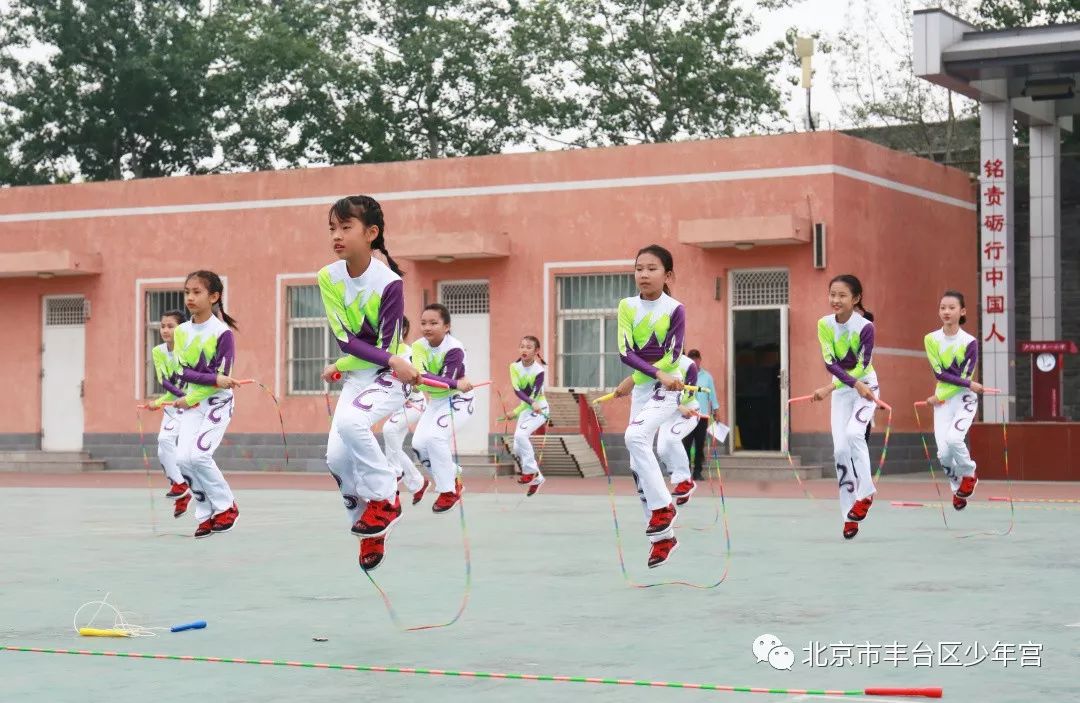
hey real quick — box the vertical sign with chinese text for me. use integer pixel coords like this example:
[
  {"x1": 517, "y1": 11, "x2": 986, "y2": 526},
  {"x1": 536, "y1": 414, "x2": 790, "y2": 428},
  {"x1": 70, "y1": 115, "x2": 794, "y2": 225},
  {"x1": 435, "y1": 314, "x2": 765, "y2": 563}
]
[{"x1": 979, "y1": 102, "x2": 1015, "y2": 421}]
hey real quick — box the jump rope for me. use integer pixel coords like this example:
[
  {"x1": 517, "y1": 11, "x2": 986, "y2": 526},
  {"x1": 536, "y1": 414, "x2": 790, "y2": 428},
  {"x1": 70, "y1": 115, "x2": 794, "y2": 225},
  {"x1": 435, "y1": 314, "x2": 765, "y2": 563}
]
[
  {"x1": 137, "y1": 379, "x2": 288, "y2": 529},
  {"x1": 325, "y1": 372, "x2": 475, "y2": 632},
  {"x1": 912, "y1": 392, "x2": 1014, "y2": 538},
  {"x1": 590, "y1": 385, "x2": 732, "y2": 590},
  {"x1": 781, "y1": 386, "x2": 1013, "y2": 536}
]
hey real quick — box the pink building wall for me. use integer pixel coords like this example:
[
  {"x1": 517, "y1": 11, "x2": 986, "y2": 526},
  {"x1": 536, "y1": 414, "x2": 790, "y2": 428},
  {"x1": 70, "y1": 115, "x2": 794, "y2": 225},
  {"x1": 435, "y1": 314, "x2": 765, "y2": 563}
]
[{"x1": 0, "y1": 131, "x2": 976, "y2": 443}]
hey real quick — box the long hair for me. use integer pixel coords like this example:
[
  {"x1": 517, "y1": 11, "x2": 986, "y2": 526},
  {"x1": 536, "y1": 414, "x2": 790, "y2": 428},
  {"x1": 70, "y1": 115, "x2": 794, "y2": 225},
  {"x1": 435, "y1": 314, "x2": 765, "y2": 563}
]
[
  {"x1": 186, "y1": 270, "x2": 238, "y2": 330},
  {"x1": 328, "y1": 195, "x2": 403, "y2": 277},
  {"x1": 829, "y1": 273, "x2": 872, "y2": 322}
]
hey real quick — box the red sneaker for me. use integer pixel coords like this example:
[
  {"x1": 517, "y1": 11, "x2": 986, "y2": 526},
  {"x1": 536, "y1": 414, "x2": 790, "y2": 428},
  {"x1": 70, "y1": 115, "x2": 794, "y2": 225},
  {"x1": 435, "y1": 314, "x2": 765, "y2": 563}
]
[
  {"x1": 526, "y1": 474, "x2": 545, "y2": 497},
  {"x1": 517, "y1": 473, "x2": 536, "y2": 485},
  {"x1": 952, "y1": 494, "x2": 968, "y2": 511},
  {"x1": 647, "y1": 538, "x2": 679, "y2": 568},
  {"x1": 194, "y1": 518, "x2": 214, "y2": 539},
  {"x1": 645, "y1": 503, "x2": 677, "y2": 536},
  {"x1": 173, "y1": 494, "x2": 191, "y2": 519},
  {"x1": 166, "y1": 482, "x2": 190, "y2": 499},
  {"x1": 351, "y1": 497, "x2": 402, "y2": 537},
  {"x1": 359, "y1": 537, "x2": 386, "y2": 571},
  {"x1": 843, "y1": 521, "x2": 859, "y2": 540},
  {"x1": 412, "y1": 478, "x2": 430, "y2": 505},
  {"x1": 847, "y1": 496, "x2": 874, "y2": 522},
  {"x1": 672, "y1": 480, "x2": 696, "y2": 499},
  {"x1": 956, "y1": 475, "x2": 978, "y2": 499},
  {"x1": 432, "y1": 490, "x2": 462, "y2": 514},
  {"x1": 211, "y1": 502, "x2": 239, "y2": 533}
]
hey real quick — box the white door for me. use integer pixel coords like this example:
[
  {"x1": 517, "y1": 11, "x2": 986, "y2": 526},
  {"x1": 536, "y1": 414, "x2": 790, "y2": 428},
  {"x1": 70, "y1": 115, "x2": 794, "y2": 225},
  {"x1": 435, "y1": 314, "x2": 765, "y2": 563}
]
[
  {"x1": 42, "y1": 296, "x2": 87, "y2": 451},
  {"x1": 439, "y1": 281, "x2": 490, "y2": 454}
]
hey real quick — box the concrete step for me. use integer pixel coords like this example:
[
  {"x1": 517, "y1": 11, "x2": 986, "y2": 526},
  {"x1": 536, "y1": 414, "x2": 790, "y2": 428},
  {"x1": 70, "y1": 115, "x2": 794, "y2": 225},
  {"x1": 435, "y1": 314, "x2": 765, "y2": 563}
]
[
  {"x1": 716, "y1": 465, "x2": 826, "y2": 481},
  {"x1": 0, "y1": 450, "x2": 106, "y2": 473},
  {"x1": 720, "y1": 454, "x2": 807, "y2": 467}
]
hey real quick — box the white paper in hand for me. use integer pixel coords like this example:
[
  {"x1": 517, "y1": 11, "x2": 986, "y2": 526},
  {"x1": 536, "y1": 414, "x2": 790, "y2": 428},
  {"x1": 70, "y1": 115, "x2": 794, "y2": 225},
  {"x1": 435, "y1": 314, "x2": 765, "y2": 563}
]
[{"x1": 708, "y1": 422, "x2": 730, "y2": 443}]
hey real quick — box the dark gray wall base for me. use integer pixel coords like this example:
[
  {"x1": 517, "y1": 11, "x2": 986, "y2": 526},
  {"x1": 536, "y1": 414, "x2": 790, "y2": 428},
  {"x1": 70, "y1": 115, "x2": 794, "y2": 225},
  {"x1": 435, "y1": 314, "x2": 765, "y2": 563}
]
[
  {"x1": 791, "y1": 432, "x2": 930, "y2": 475},
  {"x1": 0, "y1": 434, "x2": 41, "y2": 451}
]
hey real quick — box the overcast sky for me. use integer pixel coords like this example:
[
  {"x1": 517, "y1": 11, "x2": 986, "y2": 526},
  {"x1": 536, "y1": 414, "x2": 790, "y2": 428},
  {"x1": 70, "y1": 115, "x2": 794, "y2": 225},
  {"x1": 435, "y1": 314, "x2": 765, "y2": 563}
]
[{"x1": 751, "y1": 0, "x2": 952, "y2": 130}]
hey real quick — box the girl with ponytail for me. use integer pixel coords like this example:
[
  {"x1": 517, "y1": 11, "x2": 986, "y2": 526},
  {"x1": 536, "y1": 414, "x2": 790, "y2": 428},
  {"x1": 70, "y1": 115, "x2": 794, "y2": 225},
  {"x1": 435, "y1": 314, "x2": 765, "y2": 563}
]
[{"x1": 319, "y1": 195, "x2": 422, "y2": 572}]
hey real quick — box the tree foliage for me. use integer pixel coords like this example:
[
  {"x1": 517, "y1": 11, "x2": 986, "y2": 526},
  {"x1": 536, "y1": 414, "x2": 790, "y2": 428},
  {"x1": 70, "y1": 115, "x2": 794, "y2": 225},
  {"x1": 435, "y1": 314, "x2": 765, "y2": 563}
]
[{"x1": 516, "y1": 0, "x2": 787, "y2": 146}]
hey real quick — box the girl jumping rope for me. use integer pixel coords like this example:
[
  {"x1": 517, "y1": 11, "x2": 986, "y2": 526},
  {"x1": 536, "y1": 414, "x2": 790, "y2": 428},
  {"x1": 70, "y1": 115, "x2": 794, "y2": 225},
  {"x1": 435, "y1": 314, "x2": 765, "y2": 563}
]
[
  {"x1": 173, "y1": 271, "x2": 241, "y2": 539},
  {"x1": 410, "y1": 304, "x2": 476, "y2": 514},
  {"x1": 149, "y1": 309, "x2": 191, "y2": 519},
  {"x1": 509, "y1": 335, "x2": 548, "y2": 497},
  {"x1": 612, "y1": 244, "x2": 686, "y2": 568},
  {"x1": 924, "y1": 290, "x2": 984, "y2": 510},
  {"x1": 319, "y1": 195, "x2": 421, "y2": 571},
  {"x1": 812, "y1": 274, "x2": 879, "y2": 540}
]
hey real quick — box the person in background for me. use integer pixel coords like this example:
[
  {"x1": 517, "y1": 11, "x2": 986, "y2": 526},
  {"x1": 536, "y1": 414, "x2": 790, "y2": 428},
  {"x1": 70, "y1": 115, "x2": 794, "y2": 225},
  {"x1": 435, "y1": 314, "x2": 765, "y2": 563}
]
[{"x1": 681, "y1": 349, "x2": 720, "y2": 481}]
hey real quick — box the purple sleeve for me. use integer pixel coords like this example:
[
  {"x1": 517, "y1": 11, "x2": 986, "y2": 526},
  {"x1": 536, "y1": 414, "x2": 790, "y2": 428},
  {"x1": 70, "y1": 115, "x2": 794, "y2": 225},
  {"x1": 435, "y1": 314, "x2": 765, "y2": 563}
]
[
  {"x1": 421, "y1": 348, "x2": 465, "y2": 390},
  {"x1": 334, "y1": 281, "x2": 402, "y2": 368},
  {"x1": 514, "y1": 388, "x2": 533, "y2": 404},
  {"x1": 934, "y1": 370, "x2": 971, "y2": 387},
  {"x1": 825, "y1": 361, "x2": 858, "y2": 388},
  {"x1": 936, "y1": 339, "x2": 977, "y2": 387},
  {"x1": 181, "y1": 330, "x2": 236, "y2": 385},
  {"x1": 664, "y1": 305, "x2": 686, "y2": 361},
  {"x1": 377, "y1": 280, "x2": 404, "y2": 354},
  {"x1": 620, "y1": 350, "x2": 660, "y2": 378},
  {"x1": 161, "y1": 378, "x2": 186, "y2": 397},
  {"x1": 860, "y1": 323, "x2": 875, "y2": 367},
  {"x1": 685, "y1": 362, "x2": 698, "y2": 387},
  {"x1": 534, "y1": 370, "x2": 545, "y2": 395}
]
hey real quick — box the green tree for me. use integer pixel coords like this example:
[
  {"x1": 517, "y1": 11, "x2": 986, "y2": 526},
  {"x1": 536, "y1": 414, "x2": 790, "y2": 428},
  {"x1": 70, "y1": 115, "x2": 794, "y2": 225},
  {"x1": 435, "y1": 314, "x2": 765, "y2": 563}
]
[
  {"x1": 206, "y1": 0, "x2": 403, "y2": 169},
  {"x1": 831, "y1": 0, "x2": 979, "y2": 163},
  {"x1": 976, "y1": 0, "x2": 1080, "y2": 26},
  {"x1": 0, "y1": 0, "x2": 221, "y2": 182},
  {"x1": 344, "y1": 0, "x2": 532, "y2": 160},
  {"x1": 515, "y1": 0, "x2": 787, "y2": 147}
]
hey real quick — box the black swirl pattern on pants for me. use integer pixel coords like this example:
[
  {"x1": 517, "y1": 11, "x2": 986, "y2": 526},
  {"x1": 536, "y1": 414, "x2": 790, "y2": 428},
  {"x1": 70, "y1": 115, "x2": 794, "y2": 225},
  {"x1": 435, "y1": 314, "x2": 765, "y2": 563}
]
[{"x1": 182, "y1": 474, "x2": 207, "y2": 503}]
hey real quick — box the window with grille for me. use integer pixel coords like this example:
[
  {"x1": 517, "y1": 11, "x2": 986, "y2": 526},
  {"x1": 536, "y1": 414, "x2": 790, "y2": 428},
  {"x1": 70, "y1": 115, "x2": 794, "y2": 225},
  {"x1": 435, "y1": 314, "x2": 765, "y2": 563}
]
[
  {"x1": 730, "y1": 270, "x2": 789, "y2": 307},
  {"x1": 46, "y1": 296, "x2": 88, "y2": 326},
  {"x1": 556, "y1": 273, "x2": 637, "y2": 389},
  {"x1": 440, "y1": 282, "x2": 490, "y2": 314},
  {"x1": 145, "y1": 290, "x2": 185, "y2": 397},
  {"x1": 287, "y1": 285, "x2": 344, "y2": 394}
]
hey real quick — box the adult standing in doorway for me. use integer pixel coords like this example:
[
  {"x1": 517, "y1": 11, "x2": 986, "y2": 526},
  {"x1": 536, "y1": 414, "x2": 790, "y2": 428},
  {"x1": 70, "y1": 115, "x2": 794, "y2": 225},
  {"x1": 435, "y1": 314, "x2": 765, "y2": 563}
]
[{"x1": 682, "y1": 349, "x2": 720, "y2": 480}]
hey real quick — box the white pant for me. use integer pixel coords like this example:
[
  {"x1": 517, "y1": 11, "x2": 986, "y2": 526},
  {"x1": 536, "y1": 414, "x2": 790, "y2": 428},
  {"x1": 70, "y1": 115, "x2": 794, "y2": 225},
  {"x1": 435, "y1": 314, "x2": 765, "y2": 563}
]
[
  {"x1": 658, "y1": 410, "x2": 696, "y2": 484},
  {"x1": 411, "y1": 394, "x2": 474, "y2": 494},
  {"x1": 830, "y1": 377, "x2": 879, "y2": 520},
  {"x1": 513, "y1": 402, "x2": 549, "y2": 476},
  {"x1": 176, "y1": 394, "x2": 236, "y2": 521},
  {"x1": 384, "y1": 398, "x2": 425, "y2": 493},
  {"x1": 625, "y1": 383, "x2": 676, "y2": 540},
  {"x1": 157, "y1": 407, "x2": 184, "y2": 485},
  {"x1": 933, "y1": 391, "x2": 978, "y2": 492},
  {"x1": 326, "y1": 369, "x2": 407, "y2": 525}
]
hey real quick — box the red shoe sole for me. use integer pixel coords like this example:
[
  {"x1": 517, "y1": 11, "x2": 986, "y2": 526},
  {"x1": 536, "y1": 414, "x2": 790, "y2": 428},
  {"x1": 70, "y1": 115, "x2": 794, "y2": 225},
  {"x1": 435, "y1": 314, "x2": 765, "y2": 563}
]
[
  {"x1": 671, "y1": 483, "x2": 696, "y2": 499},
  {"x1": 648, "y1": 540, "x2": 680, "y2": 568}
]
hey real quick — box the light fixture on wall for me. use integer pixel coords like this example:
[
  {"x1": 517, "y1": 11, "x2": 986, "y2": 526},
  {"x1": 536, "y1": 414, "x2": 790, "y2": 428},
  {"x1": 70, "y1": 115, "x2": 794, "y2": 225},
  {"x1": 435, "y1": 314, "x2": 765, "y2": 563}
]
[
  {"x1": 733, "y1": 242, "x2": 755, "y2": 251},
  {"x1": 36, "y1": 271, "x2": 55, "y2": 279},
  {"x1": 435, "y1": 256, "x2": 455, "y2": 264}
]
